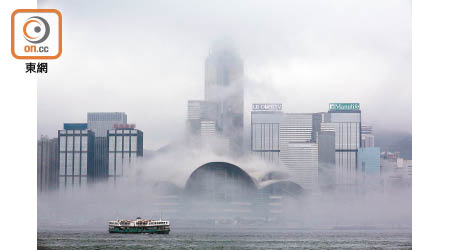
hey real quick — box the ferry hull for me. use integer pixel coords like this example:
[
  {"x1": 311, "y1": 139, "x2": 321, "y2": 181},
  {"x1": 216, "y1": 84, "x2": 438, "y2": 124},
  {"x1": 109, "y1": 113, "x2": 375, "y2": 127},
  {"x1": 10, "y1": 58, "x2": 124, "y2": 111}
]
[{"x1": 109, "y1": 227, "x2": 170, "y2": 234}]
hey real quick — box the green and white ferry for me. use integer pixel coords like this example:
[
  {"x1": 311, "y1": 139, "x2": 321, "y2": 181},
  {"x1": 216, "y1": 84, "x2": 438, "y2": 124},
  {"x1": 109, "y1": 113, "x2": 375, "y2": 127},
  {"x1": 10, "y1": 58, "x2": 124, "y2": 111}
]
[{"x1": 108, "y1": 217, "x2": 170, "y2": 234}]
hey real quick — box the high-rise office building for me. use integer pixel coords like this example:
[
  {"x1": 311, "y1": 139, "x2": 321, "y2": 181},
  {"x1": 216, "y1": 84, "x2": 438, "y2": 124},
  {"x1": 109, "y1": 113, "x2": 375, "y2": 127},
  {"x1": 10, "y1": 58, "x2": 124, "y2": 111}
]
[
  {"x1": 251, "y1": 104, "x2": 283, "y2": 165},
  {"x1": 37, "y1": 136, "x2": 58, "y2": 192},
  {"x1": 87, "y1": 112, "x2": 127, "y2": 137},
  {"x1": 323, "y1": 103, "x2": 361, "y2": 185},
  {"x1": 279, "y1": 113, "x2": 313, "y2": 146},
  {"x1": 204, "y1": 44, "x2": 244, "y2": 154},
  {"x1": 107, "y1": 126, "x2": 143, "y2": 183},
  {"x1": 58, "y1": 123, "x2": 95, "y2": 189},
  {"x1": 282, "y1": 142, "x2": 319, "y2": 190},
  {"x1": 279, "y1": 113, "x2": 319, "y2": 189}
]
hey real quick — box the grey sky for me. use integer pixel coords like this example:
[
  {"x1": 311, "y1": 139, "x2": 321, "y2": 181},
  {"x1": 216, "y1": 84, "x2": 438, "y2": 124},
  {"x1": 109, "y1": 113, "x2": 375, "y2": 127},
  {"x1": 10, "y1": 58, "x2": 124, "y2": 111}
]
[{"x1": 38, "y1": 0, "x2": 411, "y2": 149}]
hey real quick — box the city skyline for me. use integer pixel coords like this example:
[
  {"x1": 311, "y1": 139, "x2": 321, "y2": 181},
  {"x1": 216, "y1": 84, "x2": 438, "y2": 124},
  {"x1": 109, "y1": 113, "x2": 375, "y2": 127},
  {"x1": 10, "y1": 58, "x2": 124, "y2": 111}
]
[{"x1": 37, "y1": 0, "x2": 411, "y2": 149}]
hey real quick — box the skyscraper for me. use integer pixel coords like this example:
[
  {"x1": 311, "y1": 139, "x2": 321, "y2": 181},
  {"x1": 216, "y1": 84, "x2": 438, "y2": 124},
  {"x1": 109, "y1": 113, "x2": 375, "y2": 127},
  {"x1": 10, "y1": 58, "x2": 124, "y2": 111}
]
[
  {"x1": 58, "y1": 123, "x2": 95, "y2": 189},
  {"x1": 204, "y1": 44, "x2": 244, "y2": 154},
  {"x1": 87, "y1": 112, "x2": 127, "y2": 137},
  {"x1": 251, "y1": 104, "x2": 283, "y2": 165},
  {"x1": 107, "y1": 126, "x2": 143, "y2": 183},
  {"x1": 37, "y1": 136, "x2": 58, "y2": 192},
  {"x1": 324, "y1": 103, "x2": 361, "y2": 186},
  {"x1": 279, "y1": 113, "x2": 319, "y2": 189}
]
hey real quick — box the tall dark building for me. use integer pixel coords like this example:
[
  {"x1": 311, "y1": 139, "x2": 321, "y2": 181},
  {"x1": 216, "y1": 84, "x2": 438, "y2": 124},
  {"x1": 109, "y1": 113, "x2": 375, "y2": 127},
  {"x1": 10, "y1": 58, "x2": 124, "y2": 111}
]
[
  {"x1": 94, "y1": 137, "x2": 108, "y2": 180},
  {"x1": 204, "y1": 44, "x2": 244, "y2": 154},
  {"x1": 58, "y1": 123, "x2": 95, "y2": 189},
  {"x1": 107, "y1": 126, "x2": 143, "y2": 183},
  {"x1": 37, "y1": 136, "x2": 58, "y2": 192},
  {"x1": 317, "y1": 131, "x2": 336, "y2": 188}
]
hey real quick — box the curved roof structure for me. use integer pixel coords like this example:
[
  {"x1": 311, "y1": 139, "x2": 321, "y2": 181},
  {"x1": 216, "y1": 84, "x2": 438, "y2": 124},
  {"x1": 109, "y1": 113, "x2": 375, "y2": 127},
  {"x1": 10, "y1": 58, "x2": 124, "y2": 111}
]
[
  {"x1": 185, "y1": 162, "x2": 257, "y2": 201},
  {"x1": 259, "y1": 180, "x2": 304, "y2": 197}
]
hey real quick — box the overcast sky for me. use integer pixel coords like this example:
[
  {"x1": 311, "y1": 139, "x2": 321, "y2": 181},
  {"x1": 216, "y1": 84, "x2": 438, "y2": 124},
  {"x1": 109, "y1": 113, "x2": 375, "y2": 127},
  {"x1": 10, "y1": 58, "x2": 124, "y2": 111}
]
[{"x1": 38, "y1": 0, "x2": 411, "y2": 149}]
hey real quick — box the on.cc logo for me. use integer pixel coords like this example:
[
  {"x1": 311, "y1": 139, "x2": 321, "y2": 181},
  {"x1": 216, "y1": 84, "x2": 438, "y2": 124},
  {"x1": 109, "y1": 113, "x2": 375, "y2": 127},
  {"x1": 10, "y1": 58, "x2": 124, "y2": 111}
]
[{"x1": 23, "y1": 16, "x2": 50, "y2": 44}]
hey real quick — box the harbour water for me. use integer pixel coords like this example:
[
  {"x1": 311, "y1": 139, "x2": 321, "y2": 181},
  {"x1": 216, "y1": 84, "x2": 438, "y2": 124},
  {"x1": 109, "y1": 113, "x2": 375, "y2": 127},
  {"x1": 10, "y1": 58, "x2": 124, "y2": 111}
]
[{"x1": 37, "y1": 228, "x2": 412, "y2": 249}]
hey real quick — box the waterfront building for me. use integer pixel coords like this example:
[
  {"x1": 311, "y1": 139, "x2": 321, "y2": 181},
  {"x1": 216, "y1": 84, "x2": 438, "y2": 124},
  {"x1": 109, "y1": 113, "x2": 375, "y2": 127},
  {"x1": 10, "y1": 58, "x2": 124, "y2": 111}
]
[
  {"x1": 282, "y1": 142, "x2": 319, "y2": 190},
  {"x1": 37, "y1": 136, "x2": 58, "y2": 192},
  {"x1": 58, "y1": 123, "x2": 95, "y2": 189},
  {"x1": 279, "y1": 113, "x2": 319, "y2": 189},
  {"x1": 323, "y1": 103, "x2": 361, "y2": 185},
  {"x1": 87, "y1": 112, "x2": 127, "y2": 137},
  {"x1": 251, "y1": 104, "x2": 283, "y2": 165},
  {"x1": 107, "y1": 126, "x2": 143, "y2": 183}
]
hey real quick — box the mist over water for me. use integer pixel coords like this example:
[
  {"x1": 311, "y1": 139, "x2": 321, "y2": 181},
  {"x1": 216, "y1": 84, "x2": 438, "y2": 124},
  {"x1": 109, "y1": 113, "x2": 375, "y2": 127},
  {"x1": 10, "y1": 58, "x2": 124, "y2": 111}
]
[
  {"x1": 36, "y1": 3, "x2": 411, "y2": 248},
  {"x1": 38, "y1": 144, "x2": 411, "y2": 231}
]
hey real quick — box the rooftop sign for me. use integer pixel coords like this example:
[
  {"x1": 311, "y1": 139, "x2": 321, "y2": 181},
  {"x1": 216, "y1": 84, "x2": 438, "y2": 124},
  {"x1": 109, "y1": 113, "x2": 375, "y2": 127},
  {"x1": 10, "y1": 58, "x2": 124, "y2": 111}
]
[
  {"x1": 329, "y1": 103, "x2": 360, "y2": 111},
  {"x1": 252, "y1": 103, "x2": 282, "y2": 111},
  {"x1": 63, "y1": 123, "x2": 88, "y2": 130},
  {"x1": 113, "y1": 124, "x2": 136, "y2": 129}
]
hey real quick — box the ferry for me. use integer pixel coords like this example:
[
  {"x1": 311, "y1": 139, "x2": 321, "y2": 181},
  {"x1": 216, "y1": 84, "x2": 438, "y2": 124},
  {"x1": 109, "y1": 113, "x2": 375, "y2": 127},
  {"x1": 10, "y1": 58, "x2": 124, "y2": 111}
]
[{"x1": 108, "y1": 217, "x2": 170, "y2": 234}]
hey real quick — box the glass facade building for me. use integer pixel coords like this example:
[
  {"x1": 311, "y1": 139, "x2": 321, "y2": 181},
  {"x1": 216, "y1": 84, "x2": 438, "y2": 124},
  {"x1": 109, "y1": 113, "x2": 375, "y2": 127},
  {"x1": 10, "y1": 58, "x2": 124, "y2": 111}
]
[
  {"x1": 94, "y1": 137, "x2": 108, "y2": 180},
  {"x1": 37, "y1": 137, "x2": 58, "y2": 192},
  {"x1": 58, "y1": 124, "x2": 95, "y2": 189},
  {"x1": 324, "y1": 107, "x2": 361, "y2": 185},
  {"x1": 251, "y1": 108, "x2": 283, "y2": 165},
  {"x1": 107, "y1": 128, "x2": 143, "y2": 183}
]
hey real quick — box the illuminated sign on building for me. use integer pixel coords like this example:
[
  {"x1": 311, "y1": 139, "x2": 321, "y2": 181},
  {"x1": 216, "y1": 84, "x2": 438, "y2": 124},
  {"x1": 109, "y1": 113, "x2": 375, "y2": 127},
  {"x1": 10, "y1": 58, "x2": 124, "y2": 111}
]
[
  {"x1": 329, "y1": 103, "x2": 360, "y2": 111},
  {"x1": 252, "y1": 103, "x2": 282, "y2": 111}
]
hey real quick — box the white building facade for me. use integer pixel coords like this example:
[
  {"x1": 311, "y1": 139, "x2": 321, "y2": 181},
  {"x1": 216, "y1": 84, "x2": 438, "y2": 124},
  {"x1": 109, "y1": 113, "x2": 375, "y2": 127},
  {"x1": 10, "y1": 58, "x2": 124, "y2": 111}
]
[{"x1": 279, "y1": 113, "x2": 319, "y2": 189}]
